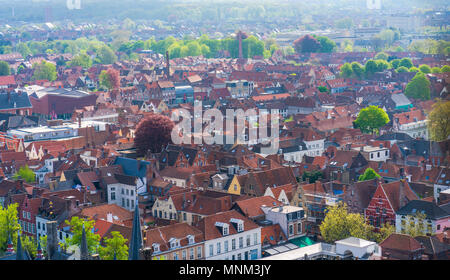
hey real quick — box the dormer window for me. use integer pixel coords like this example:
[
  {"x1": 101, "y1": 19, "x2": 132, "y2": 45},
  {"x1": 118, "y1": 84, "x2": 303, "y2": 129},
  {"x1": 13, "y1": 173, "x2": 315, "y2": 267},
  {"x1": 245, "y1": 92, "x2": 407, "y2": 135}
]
[
  {"x1": 215, "y1": 222, "x2": 229, "y2": 236},
  {"x1": 230, "y1": 218, "x2": 244, "y2": 232},
  {"x1": 169, "y1": 238, "x2": 179, "y2": 249},
  {"x1": 152, "y1": 243, "x2": 160, "y2": 253},
  {"x1": 187, "y1": 235, "x2": 195, "y2": 245}
]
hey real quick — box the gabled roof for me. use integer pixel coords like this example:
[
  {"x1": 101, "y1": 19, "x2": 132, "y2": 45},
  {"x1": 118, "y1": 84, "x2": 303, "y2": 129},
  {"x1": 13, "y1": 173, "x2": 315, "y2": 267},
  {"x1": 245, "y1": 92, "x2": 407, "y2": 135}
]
[
  {"x1": 235, "y1": 196, "x2": 283, "y2": 218},
  {"x1": 380, "y1": 233, "x2": 423, "y2": 252}
]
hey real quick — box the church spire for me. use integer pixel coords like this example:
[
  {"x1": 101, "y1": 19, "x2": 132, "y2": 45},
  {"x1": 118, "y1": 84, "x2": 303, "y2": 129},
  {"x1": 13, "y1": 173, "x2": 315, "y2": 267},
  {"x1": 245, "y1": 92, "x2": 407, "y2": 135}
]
[
  {"x1": 16, "y1": 232, "x2": 24, "y2": 260},
  {"x1": 128, "y1": 203, "x2": 142, "y2": 260},
  {"x1": 80, "y1": 223, "x2": 89, "y2": 260},
  {"x1": 7, "y1": 233, "x2": 14, "y2": 254},
  {"x1": 36, "y1": 239, "x2": 43, "y2": 260}
]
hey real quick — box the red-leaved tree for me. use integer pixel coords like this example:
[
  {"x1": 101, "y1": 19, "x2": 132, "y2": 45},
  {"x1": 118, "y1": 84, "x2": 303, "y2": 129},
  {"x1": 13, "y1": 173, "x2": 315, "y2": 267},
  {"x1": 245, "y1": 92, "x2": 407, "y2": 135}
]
[
  {"x1": 134, "y1": 114, "x2": 174, "y2": 157},
  {"x1": 99, "y1": 68, "x2": 120, "y2": 90},
  {"x1": 293, "y1": 35, "x2": 321, "y2": 53}
]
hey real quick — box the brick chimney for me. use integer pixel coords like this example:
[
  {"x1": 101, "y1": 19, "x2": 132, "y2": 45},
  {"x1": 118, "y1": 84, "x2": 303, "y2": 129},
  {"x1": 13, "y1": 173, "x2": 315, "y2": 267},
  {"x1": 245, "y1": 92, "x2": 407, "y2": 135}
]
[{"x1": 399, "y1": 179, "x2": 405, "y2": 209}]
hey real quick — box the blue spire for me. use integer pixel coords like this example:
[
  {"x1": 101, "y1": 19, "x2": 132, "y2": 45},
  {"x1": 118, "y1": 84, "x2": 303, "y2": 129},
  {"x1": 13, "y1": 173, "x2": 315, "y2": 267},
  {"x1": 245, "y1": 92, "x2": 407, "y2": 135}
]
[
  {"x1": 36, "y1": 239, "x2": 43, "y2": 260},
  {"x1": 128, "y1": 203, "x2": 143, "y2": 260},
  {"x1": 16, "y1": 232, "x2": 24, "y2": 260}
]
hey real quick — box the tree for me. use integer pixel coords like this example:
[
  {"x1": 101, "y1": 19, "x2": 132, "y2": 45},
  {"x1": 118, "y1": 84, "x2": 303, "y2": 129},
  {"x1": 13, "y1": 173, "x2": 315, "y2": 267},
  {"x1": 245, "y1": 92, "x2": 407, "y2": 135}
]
[
  {"x1": 98, "y1": 231, "x2": 128, "y2": 260},
  {"x1": 354, "y1": 106, "x2": 390, "y2": 135},
  {"x1": 340, "y1": 63, "x2": 353, "y2": 78},
  {"x1": 364, "y1": 60, "x2": 379, "y2": 78},
  {"x1": 401, "y1": 212, "x2": 427, "y2": 237},
  {"x1": 97, "y1": 45, "x2": 117, "y2": 64},
  {"x1": 427, "y1": 100, "x2": 450, "y2": 142},
  {"x1": 134, "y1": 114, "x2": 175, "y2": 157},
  {"x1": 409, "y1": 66, "x2": 419, "y2": 73},
  {"x1": 315, "y1": 36, "x2": 336, "y2": 53},
  {"x1": 359, "y1": 168, "x2": 381, "y2": 181},
  {"x1": 16, "y1": 42, "x2": 32, "y2": 58},
  {"x1": 431, "y1": 67, "x2": 441, "y2": 74},
  {"x1": 396, "y1": 66, "x2": 409, "y2": 73},
  {"x1": 441, "y1": 65, "x2": 450, "y2": 73},
  {"x1": 32, "y1": 60, "x2": 57, "y2": 81},
  {"x1": 419, "y1": 64, "x2": 431, "y2": 74},
  {"x1": 13, "y1": 165, "x2": 35, "y2": 183},
  {"x1": 391, "y1": 59, "x2": 401, "y2": 69},
  {"x1": 317, "y1": 86, "x2": 328, "y2": 93},
  {"x1": 399, "y1": 58, "x2": 413, "y2": 68},
  {"x1": 351, "y1": 62, "x2": 364, "y2": 79},
  {"x1": 64, "y1": 217, "x2": 100, "y2": 254},
  {"x1": 0, "y1": 61, "x2": 10, "y2": 76},
  {"x1": 21, "y1": 235, "x2": 37, "y2": 259},
  {"x1": 293, "y1": 35, "x2": 321, "y2": 53},
  {"x1": 320, "y1": 202, "x2": 373, "y2": 243},
  {"x1": 99, "y1": 68, "x2": 120, "y2": 90},
  {"x1": 405, "y1": 72, "x2": 430, "y2": 100},
  {"x1": 0, "y1": 203, "x2": 20, "y2": 252},
  {"x1": 68, "y1": 52, "x2": 92, "y2": 68},
  {"x1": 302, "y1": 170, "x2": 323, "y2": 183},
  {"x1": 376, "y1": 222, "x2": 396, "y2": 243},
  {"x1": 374, "y1": 52, "x2": 389, "y2": 60}
]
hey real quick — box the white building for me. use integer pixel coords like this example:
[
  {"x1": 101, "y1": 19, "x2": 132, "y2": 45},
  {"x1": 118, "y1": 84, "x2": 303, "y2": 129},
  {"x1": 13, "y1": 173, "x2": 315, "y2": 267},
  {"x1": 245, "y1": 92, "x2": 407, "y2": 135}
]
[
  {"x1": 197, "y1": 210, "x2": 261, "y2": 260},
  {"x1": 264, "y1": 205, "x2": 305, "y2": 240},
  {"x1": 353, "y1": 145, "x2": 390, "y2": 162},
  {"x1": 106, "y1": 173, "x2": 139, "y2": 212}
]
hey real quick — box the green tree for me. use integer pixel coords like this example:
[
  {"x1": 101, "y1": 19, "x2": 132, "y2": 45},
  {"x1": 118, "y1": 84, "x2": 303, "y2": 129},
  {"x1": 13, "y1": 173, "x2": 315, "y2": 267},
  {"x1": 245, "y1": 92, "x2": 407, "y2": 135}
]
[
  {"x1": 320, "y1": 202, "x2": 373, "y2": 243},
  {"x1": 340, "y1": 62, "x2": 353, "y2": 78},
  {"x1": 441, "y1": 65, "x2": 450, "y2": 73},
  {"x1": 315, "y1": 36, "x2": 336, "y2": 53},
  {"x1": 64, "y1": 217, "x2": 100, "y2": 254},
  {"x1": 427, "y1": 100, "x2": 450, "y2": 142},
  {"x1": 374, "y1": 52, "x2": 389, "y2": 60},
  {"x1": 401, "y1": 212, "x2": 427, "y2": 237},
  {"x1": 0, "y1": 61, "x2": 10, "y2": 76},
  {"x1": 431, "y1": 67, "x2": 441, "y2": 74},
  {"x1": 409, "y1": 66, "x2": 419, "y2": 72},
  {"x1": 358, "y1": 168, "x2": 381, "y2": 181},
  {"x1": 21, "y1": 235, "x2": 37, "y2": 259},
  {"x1": 0, "y1": 203, "x2": 20, "y2": 252},
  {"x1": 351, "y1": 62, "x2": 365, "y2": 79},
  {"x1": 98, "y1": 231, "x2": 129, "y2": 260},
  {"x1": 13, "y1": 165, "x2": 35, "y2": 183},
  {"x1": 364, "y1": 60, "x2": 379, "y2": 78},
  {"x1": 68, "y1": 52, "x2": 92, "y2": 68},
  {"x1": 16, "y1": 43, "x2": 32, "y2": 58},
  {"x1": 376, "y1": 223, "x2": 396, "y2": 243},
  {"x1": 396, "y1": 66, "x2": 409, "y2": 73},
  {"x1": 32, "y1": 61, "x2": 57, "y2": 81},
  {"x1": 317, "y1": 86, "x2": 328, "y2": 93},
  {"x1": 302, "y1": 170, "x2": 323, "y2": 183},
  {"x1": 419, "y1": 64, "x2": 431, "y2": 74},
  {"x1": 354, "y1": 106, "x2": 390, "y2": 134},
  {"x1": 391, "y1": 59, "x2": 401, "y2": 69},
  {"x1": 399, "y1": 58, "x2": 413, "y2": 68},
  {"x1": 96, "y1": 45, "x2": 117, "y2": 64},
  {"x1": 405, "y1": 72, "x2": 430, "y2": 100}
]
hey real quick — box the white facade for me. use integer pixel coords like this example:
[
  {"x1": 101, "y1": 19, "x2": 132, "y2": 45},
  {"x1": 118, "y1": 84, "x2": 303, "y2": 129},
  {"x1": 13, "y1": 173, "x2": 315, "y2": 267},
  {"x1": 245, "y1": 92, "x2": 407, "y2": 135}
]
[
  {"x1": 204, "y1": 227, "x2": 261, "y2": 260},
  {"x1": 334, "y1": 237, "x2": 382, "y2": 259},
  {"x1": 394, "y1": 120, "x2": 429, "y2": 140},
  {"x1": 264, "y1": 205, "x2": 305, "y2": 240},
  {"x1": 304, "y1": 139, "x2": 325, "y2": 157},
  {"x1": 35, "y1": 216, "x2": 73, "y2": 244},
  {"x1": 395, "y1": 214, "x2": 436, "y2": 235},
  {"x1": 107, "y1": 183, "x2": 138, "y2": 212}
]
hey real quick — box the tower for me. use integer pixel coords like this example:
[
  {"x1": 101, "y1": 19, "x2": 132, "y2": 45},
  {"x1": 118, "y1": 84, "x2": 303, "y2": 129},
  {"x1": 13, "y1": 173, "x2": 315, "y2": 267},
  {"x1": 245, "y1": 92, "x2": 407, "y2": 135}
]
[
  {"x1": 236, "y1": 31, "x2": 248, "y2": 60},
  {"x1": 165, "y1": 51, "x2": 170, "y2": 78},
  {"x1": 367, "y1": 0, "x2": 381, "y2": 10},
  {"x1": 128, "y1": 203, "x2": 143, "y2": 260},
  {"x1": 80, "y1": 223, "x2": 89, "y2": 260}
]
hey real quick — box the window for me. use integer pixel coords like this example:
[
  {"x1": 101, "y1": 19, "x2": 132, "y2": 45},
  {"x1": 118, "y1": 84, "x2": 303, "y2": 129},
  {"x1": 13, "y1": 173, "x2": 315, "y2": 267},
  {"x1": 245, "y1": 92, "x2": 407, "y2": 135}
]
[
  {"x1": 183, "y1": 213, "x2": 187, "y2": 221},
  {"x1": 182, "y1": 250, "x2": 186, "y2": 260},
  {"x1": 253, "y1": 233, "x2": 258, "y2": 245},
  {"x1": 126, "y1": 189, "x2": 129, "y2": 196},
  {"x1": 190, "y1": 248, "x2": 194, "y2": 260},
  {"x1": 217, "y1": 242, "x2": 221, "y2": 254},
  {"x1": 131, "y1": 200, "x2": 134, "y2": 208},
  {"x1": 126, "y1": 199, "x2": 130, "y2": 208},
  {"x1": 130, "y1": 190, "x2": 134, "y2": 196},
  {"x1": 224, "y1": 240, "x2": 229, "y2": 253},
  {"x1": 239, "y1": 237, "x2": 243, "y2": 249},
  {"x1": 246, "y1": 235, "x2": 250, "y2": 247},
  {"x1": 209, "y1": 244, "x2": 214, "y2": 256},
  {"x1": 297, "y1": 223, "x2": 302, "y2": 233},
  {"x1": 173, "y1": 253, "x2": 178, "y2": 260},
  {"x1": 111, "y1": 192, "x2": 116, "y2": 201},
  {"x1": 27, "y1": 212, "x2": 31, "y2": 219},
  {"x1": 122, "y1": 198, "x2": 125, "y2": 207},
  {"x1": 23, "y1": 211, "x2": 26, "y2": 219},
  {"x1": 197, "y1": 246, "x2": 202, "y2": 258},
  {"x1": 232, "y1": 239, "x2": 236, "y2": 250},
  {"x1": 37, "y1": 222, "x2": 41, "y2": 230},
  {"x1": 237, "y1": 253, "x2": 242, "y2": 260},
  {"x1": 289, "y1": 225, "x2": 294, "y2": 235}
]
